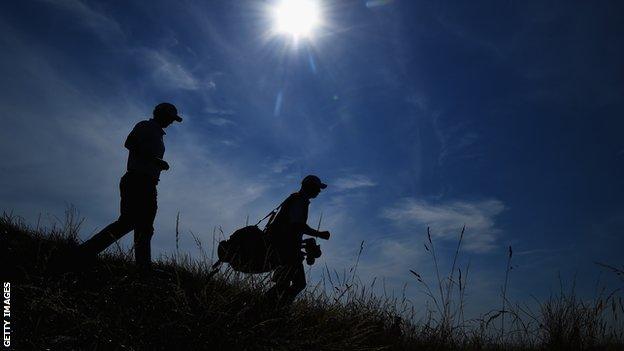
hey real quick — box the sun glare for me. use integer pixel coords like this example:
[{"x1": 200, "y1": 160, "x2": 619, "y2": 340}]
[{"x1": 272, "y1": 0, "x2": 321, "y2": 40}]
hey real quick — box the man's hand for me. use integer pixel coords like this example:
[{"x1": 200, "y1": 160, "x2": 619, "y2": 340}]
[
  {"x1": 156, "y1": 158, "x2": 170, "y2": 171},
  {"x1": 299, "y1": 224, "x2": 331, "y2": 240},
  {"x1": 317, "y1": 231, "x2": 330, "y2": 240}
]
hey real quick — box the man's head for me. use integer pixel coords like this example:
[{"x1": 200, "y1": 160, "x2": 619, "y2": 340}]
[
  {"x1": 153, "y1": 102, "x2": 183, "y2": 128},
  {"x1": 300, "y1": 175, "x2": 327, "y2": 199}
]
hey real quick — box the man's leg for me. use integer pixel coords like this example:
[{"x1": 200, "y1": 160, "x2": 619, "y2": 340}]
[
  {"x1": 134, "y1": 180, "x2": 157, "y2": 270},
  {"x1": 134, "y1": 230, "x2": 153, "y2": 270},
  {"x1": 285, "y1": 263, "x2": 306, "y2": 302},
  {"x1": 267, "y1": 264, "x2": 305, "y2": 305},
  {"x1": 266, "y1": 265, "x2": 291, "y2": 303},
  {"x1": 79, "y1": 173, "x2": 135, "y2": 258},
  {"x1": 79, "y1": 220, "x2": 133, "y2": 257}
]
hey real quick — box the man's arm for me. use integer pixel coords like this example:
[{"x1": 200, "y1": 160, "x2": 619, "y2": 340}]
[
  {"x1": 286, "y1": 196, "x2": 331, "y2": 240},
  {"x1": 291, "y1": 223, "x2": 330, "y2": 240}
]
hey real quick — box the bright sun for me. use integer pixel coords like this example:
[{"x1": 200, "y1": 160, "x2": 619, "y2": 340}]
[{"x1": 272, "y1": 0, "x2": 321, "y2": 40}]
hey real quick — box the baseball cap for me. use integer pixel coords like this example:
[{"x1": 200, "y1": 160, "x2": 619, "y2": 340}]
[
  {"x1": 154, "y1": 102, "x2": 183, "y2": 122},
  {"x1": 302, "y1": 175, "x2": 327, "y2": 189}
]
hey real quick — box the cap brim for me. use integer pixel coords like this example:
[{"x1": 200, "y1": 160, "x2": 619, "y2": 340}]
[
  {"x1": 173, "y1": 115, "x2": 183, "y2": 122},
  {"x1": 319, "y1": 183, "x2": 327, "y2": 189}
]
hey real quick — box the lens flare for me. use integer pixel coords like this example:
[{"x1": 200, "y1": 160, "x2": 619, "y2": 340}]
[{"x1": 272, "y1": 0, "x2": 321, "y2": 40}]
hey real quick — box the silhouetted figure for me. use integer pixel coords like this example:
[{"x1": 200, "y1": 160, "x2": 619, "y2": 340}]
[
  {"x1": 265, "y1": 175, "x2": 331, "y2": 305},
  {"x1": 78, "y1": 102, "x2": 182, "y2": 271}
]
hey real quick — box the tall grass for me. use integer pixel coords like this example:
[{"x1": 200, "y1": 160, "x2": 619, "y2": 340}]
[
  {"x1": 3, "y1": 209, "x2": 624, "y2": 350},
  {"x1": 406, "y1": 225, "x2": 623, "y2": 350}
]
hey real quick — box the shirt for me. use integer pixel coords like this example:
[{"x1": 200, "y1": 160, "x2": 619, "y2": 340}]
[
  {"x1": 269, "y1": 192, "x2": 310, "y2": 250},
  {"x1": 125, "y1": 119, "x2": 165, "y2": 181}
]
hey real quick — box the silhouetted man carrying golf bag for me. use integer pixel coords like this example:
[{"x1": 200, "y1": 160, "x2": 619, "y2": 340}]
[
  {"x1": 265, "y1": 175, "x2": 330, "y2": 304},
  {"x1": 78, "y1": 103, "x2": 182, "y2": 271},
  {"x1": 215, "y1": 175, "x2": 330, "y2": 305}
]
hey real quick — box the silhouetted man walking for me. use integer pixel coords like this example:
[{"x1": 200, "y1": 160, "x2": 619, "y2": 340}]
[
  {"x1": 78, "y1": 102, "x2": 182, "y2": 270},
  {"x1": 266, "y1": 175, "x2": 331, "y2": 304}
]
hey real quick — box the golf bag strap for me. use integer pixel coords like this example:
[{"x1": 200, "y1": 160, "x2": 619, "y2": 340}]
[{"x1": 255, "y1": 198, "x2": 288, "y2": 227}]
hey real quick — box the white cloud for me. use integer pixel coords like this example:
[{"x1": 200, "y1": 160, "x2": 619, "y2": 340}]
[
  {"x1": 43, "y1": 0, "x2": 203, "y2": 93},
  {"x1": 268, "y1": 157, "x2": 297, "y2": 174},
  {"x1": 382, "y1": 198, "x2": 505, "y2": 253},
  {"x1": 0, "y1": 33, "x2": 138, "y2": 225},
  {"x1": 333, "y1": 174, "x2": 376, "y2": 191},
  {"x1": 43, "y1": 0, "x2": 125, "y2": 42},
  {"x1": 379, "y1": 239, "x2": 419, "y2": 263},
  {"x1": 405, "y1": 92, "x2": 482, "y2": 167},
  {"x1": 0, "y1": 21, "x2": 277, "y2": 259},
  {"x1": 208, "y1": 117, "x2": 236, "y2": 127},
  {"x1": 205, "y1": 107, "x2": 235, "y2": 116},
  {"x1": 142, "y1": 49, "x2": 200, "y2": 90}
]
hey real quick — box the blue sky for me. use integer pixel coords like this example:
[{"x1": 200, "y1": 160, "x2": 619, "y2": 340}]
[{"x1": 1, "y1": 0, "x2": 623, "y2": 316}]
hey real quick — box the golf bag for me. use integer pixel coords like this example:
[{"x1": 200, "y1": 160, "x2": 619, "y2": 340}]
[
  {"x1": 213, "y1": 196, "x2": 325, "y2": 274},
  {"x1": 216, "y1": 225, "x2": 278, "y2": 273},
  {"x1": 215, "y1": 201, "x2": 285, "y2": 274}
]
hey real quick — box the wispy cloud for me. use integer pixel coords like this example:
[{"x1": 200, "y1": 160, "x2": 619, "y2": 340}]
[
  {"x1": 205, "y1": 107, "x2": 235, "y2": 116},
  {"x1": 382, "y1": 198, "x2": 505, "y2": 253},
  {"x1": 44, "y1": 0, "x2": 204, "y2": 93},
  {"x1": 435, "y1": 14, "x2": 507, "y2": 60},
  {"x1": 267, "y1": 157, "x2": 297, "y2": 174},
  {"x1": 405, "y1": 92, "x2": 482, "y2": 168},
  {"x1": 208, "y1": 117, "x2": 236, "y2": 127},
  {"x1": 379, "y1": 238, "x2": 419, "y2": 263},
  {"x1": 42, "y1": 0, "x2": 125, "y2": 42},
  {"x1": 142, "y1": 49, "x2": 200, "y2": 90},
  {"x1": 333, "y1": 174, "x2": 376, "y2": 191},
  {"x1": 0, "y1": 17, "x2": 273, "y2": 257}
]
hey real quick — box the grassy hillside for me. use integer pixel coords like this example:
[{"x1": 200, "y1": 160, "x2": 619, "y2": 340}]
[{"x1": 2, "y1": 211, "x2": 622, "y2": 350}]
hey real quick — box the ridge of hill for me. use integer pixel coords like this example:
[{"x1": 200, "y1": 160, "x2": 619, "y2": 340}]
[{"x1": 2, "y1": 212, "x2": 622, "y2": 350}]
